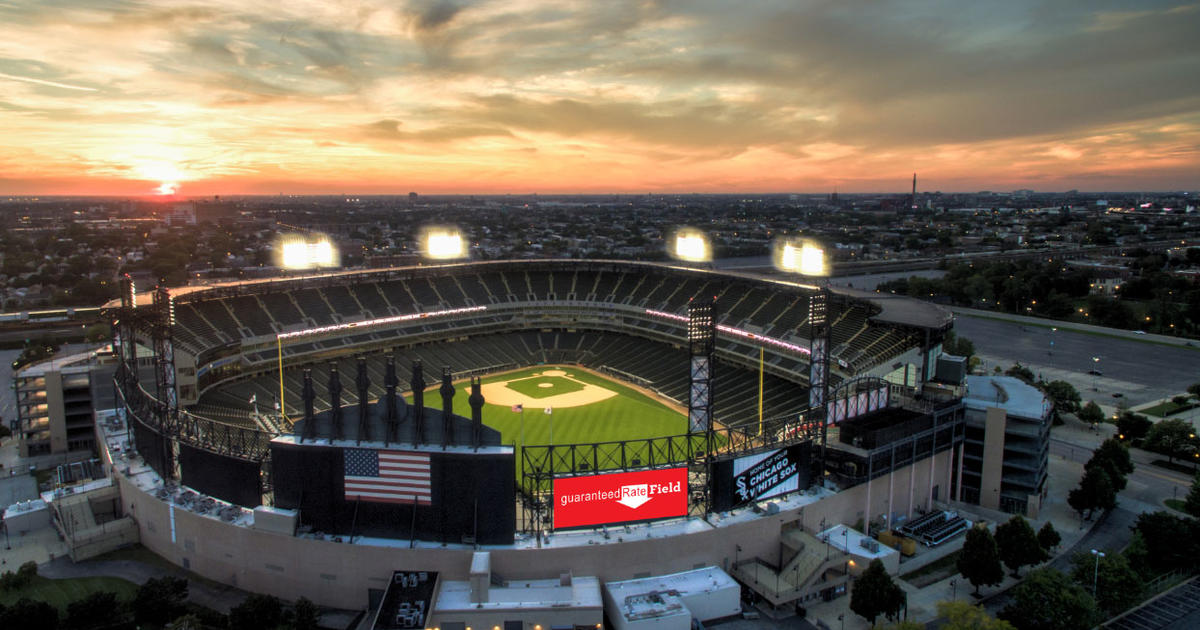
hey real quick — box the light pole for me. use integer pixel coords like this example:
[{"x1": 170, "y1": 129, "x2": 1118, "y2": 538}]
[
  {"x1": 950, "y1": 578, "x2": 957, "y2": 599},
  {"x1": 838, "y1": 613, "x2": 844, "y2": 630},
  {"x1": 1049, "y1": 327, "x2": 1056, "y2": 357},
  {"x1": 1091, "y1": 549, "x2": 1105, "y2": 601},
  {"x1": 1091, "y1": 356, "x2": 1101, "y2": 391}
]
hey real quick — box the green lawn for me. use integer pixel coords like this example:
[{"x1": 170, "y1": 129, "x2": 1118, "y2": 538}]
[
  {"x1": 503, "y1": 374, "x2": 585, "y2": 399},
  {"x1": 409, "y1": 366, "x2": 687, "y2": 450},
  {"x1": 0, "y1": 575, "x2": 139, "y2": 611},
  {"x1": 1142, "y1": 400, "x2": 1199, "y2": 418}
]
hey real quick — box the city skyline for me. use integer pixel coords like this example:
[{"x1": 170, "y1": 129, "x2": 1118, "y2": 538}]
[{"x1": 1, "y1": 0, "x2": 1198, "y2": 196}]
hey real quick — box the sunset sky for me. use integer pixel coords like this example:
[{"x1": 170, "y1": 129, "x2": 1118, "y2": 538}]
[{"x1": 1, "y1": 0, "x2": 1197, "y2": 196}]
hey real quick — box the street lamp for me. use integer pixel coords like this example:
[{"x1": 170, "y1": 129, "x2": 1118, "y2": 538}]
[
  {"x1": 1049, "y1": 327, "x2": 1056, "y2": 357},
  {"x1": 1090, "y1": 549, "x2": 1105, "y2": 600},
  {"x1": 838, "y1": 613, "x2": 844, "y2": 630},
  {"x1": 1091, "y1": 357, "x2": 1101, "y2": 391},
  {"x1": 950, "y1": 578, "x2": 957, "y2": 599}
]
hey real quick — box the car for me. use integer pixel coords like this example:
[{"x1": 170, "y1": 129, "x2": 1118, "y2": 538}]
[
  {"x1": 1088, "y1": 369, "x2": 1102, "y2": 376},
  {"x1": 1134, "y1": 330, "x2": 1147, "y2": 335},
  {"x1": 1112, "y1": 393, "x2": 1124, "y2": 398}
]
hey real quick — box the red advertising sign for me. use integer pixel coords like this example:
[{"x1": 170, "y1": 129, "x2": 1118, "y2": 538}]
[{"x1": 553, "y1": 467, "x2": 688, "y2": 529}]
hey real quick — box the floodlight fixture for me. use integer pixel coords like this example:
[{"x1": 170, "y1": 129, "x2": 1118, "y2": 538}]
[
  {"x1": 277, "y1": 233, "x2": 339, "y2": 270},
  {"x1": 424, "y1": 228, "x2": 466, "y2": 260},
  {"x1": 775, "y1": 238, "x2": 828, "y2": 277},
  {"x1": 670, "y1": 229, "x2": 710, "y2": 263}
]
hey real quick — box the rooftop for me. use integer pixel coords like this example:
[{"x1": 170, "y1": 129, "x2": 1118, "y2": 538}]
[
  {"x1": 819, "y1": 524, "x2": 898, "y2": 560},
  {"x1": 435, "y1": 576, "x2": 602, "y2": 612},
  {"x1": 964, "y1": 375, "x2": 1049, "y2": 420},
  {"x1": 605, "y1": 566, "x2": 736, "y2": 622}
]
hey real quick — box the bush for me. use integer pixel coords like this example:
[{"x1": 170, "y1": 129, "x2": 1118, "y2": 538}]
[
  {"x1": 0, "y1": 562, "x2": 38, "y2": 591},
  {"x1": 64, "y1": 591, "x2": 118, "y2": 630},
  {"x1": 0, "y1": 597, "x2": 59, "y2": 629},
  {"x1": 133, "y1": 576, "x2": 188, "y2": 626},
  {"x1": 228, "y1": 593, "x2": 283, "y2": 630},
  {"x1": 17, "y1": 561, "x2": 37, "y2": 580}
]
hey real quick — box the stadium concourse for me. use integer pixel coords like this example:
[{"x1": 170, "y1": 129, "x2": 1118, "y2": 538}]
[{"x1": 93, "y1": 258, "x2": 966, "y2": 625}]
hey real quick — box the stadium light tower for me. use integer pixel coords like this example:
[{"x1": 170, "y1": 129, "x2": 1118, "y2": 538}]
[
  {"x1": 775, "y1": 238, "x2": 832, "y2": 485},
  {"x1": 277, "y1": 233, "x2": 339, "y2": 270},
  {"x1": 687, "y1": 298, "x2": 717, "y2": 435},
  {"x1": 670, "y1": 229, "x2": 711, "y2": 263},
  {"x1": 423, "y1": 227, "x2": 466, "y2": 260}
]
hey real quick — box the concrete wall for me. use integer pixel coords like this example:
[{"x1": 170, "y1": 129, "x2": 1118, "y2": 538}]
[
  {"x1": 795, "y1": 448, "x2": 955, "y2": 536},
  {"x1": 45, "y1": 371, "x2": 67, "y2": 454},
  {"x1": 981, "y1": 409, "x2": 1006, "y2": 511},
  {"x1": 115, "y1": 452, "x2": 949, "y2": 611}
]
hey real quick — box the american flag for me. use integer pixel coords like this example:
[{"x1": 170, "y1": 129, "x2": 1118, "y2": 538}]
[{"x1": 343, "y1": 448, "x2": 432, "y2": 506}]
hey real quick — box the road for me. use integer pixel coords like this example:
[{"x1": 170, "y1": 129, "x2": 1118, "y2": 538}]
[{"x1": 954, "y1": 315, "x2": 1200, "y2": 407}]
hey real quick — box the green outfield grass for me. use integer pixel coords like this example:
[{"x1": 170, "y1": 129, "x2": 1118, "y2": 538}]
[
  {"x1": 408, "y1": 366, "x2": 687, "y2": 450},
  {"x1": 503, "y1": 374, "x2": 586, "y2": 399}
]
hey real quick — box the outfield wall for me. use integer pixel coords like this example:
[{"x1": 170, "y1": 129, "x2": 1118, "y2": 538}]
[{"x1": 113, "y1": 448, "x2": 953, "y2": 611}]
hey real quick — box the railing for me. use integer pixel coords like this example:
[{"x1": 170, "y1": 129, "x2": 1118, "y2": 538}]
[{"x1": 116, "y1": 375, "x2": 273, "y2": 462}]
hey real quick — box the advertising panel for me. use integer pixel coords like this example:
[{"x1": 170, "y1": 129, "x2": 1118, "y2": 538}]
[
  {"x1": 553, "y1": 467, "x2": 688, "y2": 529},
  {"x1": 710, "y1": 443, "x2": 811, "y2": 512}
]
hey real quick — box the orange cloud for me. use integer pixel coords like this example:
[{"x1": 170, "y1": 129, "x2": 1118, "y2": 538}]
[{"x1": 0, "y1": 0, "x2": 1196, "y2": 194}]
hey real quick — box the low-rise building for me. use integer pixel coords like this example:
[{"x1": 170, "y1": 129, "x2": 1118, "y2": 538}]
[{"x1": 959, "y1": 375, "x2": 1050, "y2": 517}]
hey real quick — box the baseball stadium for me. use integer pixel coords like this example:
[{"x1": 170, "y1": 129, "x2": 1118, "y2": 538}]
[{"x1": 95, "y1": 257, "x2": 966, "y2": 627}]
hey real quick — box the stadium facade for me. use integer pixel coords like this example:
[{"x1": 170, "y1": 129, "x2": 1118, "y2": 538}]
[{"x1": 92, "y1": 259, "x2": 974, "y2": 617}]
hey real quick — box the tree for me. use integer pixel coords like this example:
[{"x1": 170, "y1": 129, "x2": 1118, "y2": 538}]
[
  {"x1": 293, "y1": 597, "x2": 320, "y2": 630},
  {"x1": 937, "y1": 601, "x2": 1014, "y2": 630},
  {"x1": 1078, "y1": 401, "x2": 1104, "y2": 425},
  {"x1": 64, "y1": 591, "x2": 119, "y2": 629},
  {"x1": 1005, "y1": 363, "x2": 1036, "y2": 385},
  {"x1": 1037, "y1": 522, "x2": 1061, "y2": 553},
  {"x1": 1000, "y1": 568, "x2": 1097, "y2": 630},
  {"x1": 1143, "y1": 418, "x2": 1196, "y2": 463},
  {"x1": 850, "y1": 559, "x2": 905, "y2": 625},
  {"x1": 1188, "y1": 382, "x2": 1200, "y2": 399},
  {"x1": 133, "y1": 576, "x2": 188, "y2": 626},
  {"x1": 1068, "y1": 466, "x2": 1116, "y2": 519},
  {"x1": 1132, "y1": 511, "x2": 1200, "y2": 574},
  {"x1": 1116, "y1": 412, "x2": 1152, "y2": 442},
  {"x1": 944, "y1": 332, "x2": 976, "y2": 361},
  {"x1": 0, "y1": 597, "x2": 59, "y2": 629},
  {"x1": 1043, "y1": 381, "x2": 1082, "y2": 416},
  {"x1": 1123, "y1": 531, "x2": 1152, "y2": 579},
  {"x1": 228, "y1": 593, "x2": 283, "y2": 630},
  {"x1": 1185, "y1": 473, "x2": 1200, "y2": 518},
  {"x1": 1070, "y1": 551, "x2": 1142, "y2": 616},
  {"x1": 958, "y1": 525, "x2": 1004, "y2": 596},
  {"x1": 1086, "y1": 438, "x2": 1134, "y2": 492},
  {"x1": 995, "y1": 515, "x2": 1047, "y2": 577}
]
